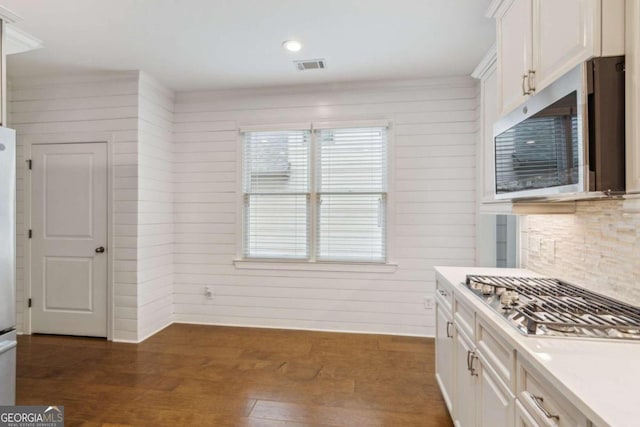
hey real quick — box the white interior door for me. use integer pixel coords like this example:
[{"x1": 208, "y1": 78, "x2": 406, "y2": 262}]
[{"x1": 31, "y1": 142, "x2": 108, "y2": 337}]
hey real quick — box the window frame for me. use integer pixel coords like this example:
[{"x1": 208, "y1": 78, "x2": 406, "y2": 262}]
[
  {"x1": 242, "y1": 128, "x2": 312, "y2": 260},
  {"x1": 236, "y1": 121, "x2": 395, "y2": 270}
]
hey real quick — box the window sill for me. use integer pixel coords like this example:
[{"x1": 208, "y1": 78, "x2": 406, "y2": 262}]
[{"x1": 233, "y1": 259, "x2": 398, "y2": 273}]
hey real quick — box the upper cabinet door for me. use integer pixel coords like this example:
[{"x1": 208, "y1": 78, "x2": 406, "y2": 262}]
[
  {"x1": 496, "y1": 0, "x2": 533, "y2": 116},
  {"x1": 492, "y1": 0, "x2": 622, "y2": 119},
  {"x1": 532, "y1": 0, "x2": 597, "y2": 92}
]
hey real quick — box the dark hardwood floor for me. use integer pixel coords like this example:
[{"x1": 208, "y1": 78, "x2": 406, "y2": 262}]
[{"x1": 17, "y1": 324, "x2": 453, "y2": 426}]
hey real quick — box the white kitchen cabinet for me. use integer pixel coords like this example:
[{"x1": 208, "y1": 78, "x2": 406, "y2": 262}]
[
  {"x1": 435, "y1": 268, "x2": 630, "y2": 427},
  {"x1": 476, "y1": 318, "x2": 516, "y2": 390},
  {"x1": 517, "y1": 358, "x2": 589, "y2": 427},
  {"x1": 488, "y1": 0, "x2": 624, "y2": 117},
  {"x1": 476, "y1": 353, "x2": 514, "y2": 427},
  {"x1": 473, "y1": 47, "x2": 501, "y2": 208},
  {"x1": 453, "y1": 326, "x2": 476, "y2": 427},
  {"x1": 451, "y1": 324, "x2": 514, "y2": 427},
  {"x1": 532, "y1": 0, "x2": 597, "y2": 92},
  {"x1": 435, "y1": 295, "x2": 454, "y2": 414},
  {"x1": 453, "y1": 294, "x2": 475, "y2": 341},
  {"x1": 515, "y1": 400, "x2": 541, "y2": 427},
  {"x1": 495, "y1": 0, "x2": 533, "y2": 115}
]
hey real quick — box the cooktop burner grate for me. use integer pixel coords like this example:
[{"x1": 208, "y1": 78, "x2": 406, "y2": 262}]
[{"x1": 465, "y1": 275, "x2": 640, "y2": 339}]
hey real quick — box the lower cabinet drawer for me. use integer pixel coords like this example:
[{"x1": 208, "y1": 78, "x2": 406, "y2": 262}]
[
  {"x1": 516, "y1": 399, "x2": 541, "y2": 427},
  {"x1": 454, "y1": 294, "x2": 475, "y2": 340},
  {"x1": 477, "y1": 318, "x2": 516, "y2": 391},
  {"x1": 517, "y1": 359, "x2": 589, "y2": 427},
  {"x1": 436, "y1": 279, "x2": 453, "y2": 313}
]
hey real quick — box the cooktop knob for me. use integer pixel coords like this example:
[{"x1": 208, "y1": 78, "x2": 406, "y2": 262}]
[{"x1": 500, "y1": 291, "x2": 519, "y2": 307}]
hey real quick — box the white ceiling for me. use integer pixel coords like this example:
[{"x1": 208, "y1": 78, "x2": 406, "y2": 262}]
[{"x1": 2, "y1": 0, "x2": 495, "y2": 92}]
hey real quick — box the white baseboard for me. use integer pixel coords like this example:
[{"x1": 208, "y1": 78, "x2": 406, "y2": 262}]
[
  {"x1": 112, "y1": 320, "x2": 174, "y2": 344},
  {"x1": 172, "y1": 319, "x2": 433, "y2": 339}
]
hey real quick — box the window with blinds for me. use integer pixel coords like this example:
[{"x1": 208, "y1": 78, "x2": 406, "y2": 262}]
[
  {"x1": 242, "y1": 125, "x2": 387, "y2": 262},
  {"x1": 316, "y1": 127, "x2": 387, "y2": 262},
  {"x1": 243, "y1": 130, "x2": 310, "y2": 259}
]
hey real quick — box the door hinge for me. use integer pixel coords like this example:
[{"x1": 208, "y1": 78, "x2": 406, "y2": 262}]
[
  {"x1": 28, "y1": 298, "x2": 32, "y2": 308},
  {"x1": 28, "y1": 229, "x2": 32, "y2": 239},
  {"x1": 27, "y1": 159, "x2": 32, "y2": 170}
]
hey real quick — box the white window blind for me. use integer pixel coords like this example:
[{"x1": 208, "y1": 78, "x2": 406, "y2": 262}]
[
  {"x1": 242, "y1": 126, "x2": 387, "y2": 262},
  {"x1": 243, "y1": 130, "x2": 310, "y2": 259},
  {"x1": 316, "y1": 127, "x2": 387, "y2": 262}
]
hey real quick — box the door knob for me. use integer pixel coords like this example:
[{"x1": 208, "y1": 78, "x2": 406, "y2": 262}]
[{"x1": 95, "y1": 246, "x2": 106, "y2": 253}]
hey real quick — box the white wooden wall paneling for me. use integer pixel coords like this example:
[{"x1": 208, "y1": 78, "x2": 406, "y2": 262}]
[
  {"x1": 10, "y1": 72, "x2": 478, "y2": 338},
  {"x1": 8, "y1": 76, "x2": 140, "y2": 341},
  {"x1": 136, "y1": 72, "x2": 175, "y2": 341},
  {"x1": 172, "y1": 77, "x2": 478, "y2": 337}
]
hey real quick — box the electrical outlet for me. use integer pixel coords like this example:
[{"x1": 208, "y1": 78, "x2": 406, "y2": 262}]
[
  {"x1": 204, "y1": 286, "x2": 214, "y2": 301},
  {"x1": 424, "y1": 296, "x2": 434, "y2": 310}
]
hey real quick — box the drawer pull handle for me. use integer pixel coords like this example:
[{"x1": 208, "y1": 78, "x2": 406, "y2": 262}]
[
  {"x1": 466, "y1": 350, "x2": 478, "y2": 376},
  {"x1": 446, "y1": 321, "x2": 453, "y2": 338},
  {"x1": 469, "y1": 352, "x2": 478, "y2": 377},
  {"x1": 530, "y1": 393, "x2": 560, "y2": 421}
]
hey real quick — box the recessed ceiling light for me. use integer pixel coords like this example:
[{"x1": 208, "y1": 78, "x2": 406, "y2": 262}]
[{"x1": 282, "y1": 40, "x2": 302, "y2": 52}]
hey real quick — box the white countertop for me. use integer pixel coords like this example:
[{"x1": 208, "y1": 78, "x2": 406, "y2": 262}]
[{"x1": 435, "y1": 266, "x2": 640, "y2": 427}]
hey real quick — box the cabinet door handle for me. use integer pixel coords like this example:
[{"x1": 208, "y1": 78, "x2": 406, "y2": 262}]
[
  {"x1": 522, "y1": 74, "x2": 530, "y2": 95},
  {"x1": 528, "y1": 69, "x2": 536, "y2": 93},
  {"x1": 466, "y1": 350, "x2": 472, "y2": 371},
  {"x1": 446, "y1": 321, "x2": 453, "y2": 338},
  {"x1": 528, "y1": 393, "x2": 560, "y2": 421},
  {"x1": 469, "y1": 352, "x2": 479, "y2": 377}
]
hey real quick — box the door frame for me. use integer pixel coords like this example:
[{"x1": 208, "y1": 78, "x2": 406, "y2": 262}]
[{"x1": 23, "y1": 133, "x2": 115, "y2": 340}]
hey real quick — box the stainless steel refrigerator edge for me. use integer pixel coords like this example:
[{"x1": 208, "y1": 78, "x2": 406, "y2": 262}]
[{"x1": 0, "y1": 126, "x2": 16, "y2": 405}]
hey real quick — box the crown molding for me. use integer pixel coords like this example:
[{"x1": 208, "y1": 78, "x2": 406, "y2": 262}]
[
  {"x1": 486, "y1": 0, "x2": 512, "y2": 18},
  {"x1": 471, "y1": 44, "x2": 497, "y2": 80},
  {"x1": 0, "y1": 6, "x2": 21, "y2": 24},
  {"x1": 5, "y1": 25, "x2": 43, "y2": 55}
]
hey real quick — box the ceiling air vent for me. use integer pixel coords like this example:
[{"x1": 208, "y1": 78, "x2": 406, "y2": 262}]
[{"x1": 294, "y1": 59, "x2": 327, "y2": 71}]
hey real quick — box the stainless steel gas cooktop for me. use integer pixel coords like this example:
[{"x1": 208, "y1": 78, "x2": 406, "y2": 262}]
[{"x1": 465, "y1": 275, "x2": 640, "y2": 340}]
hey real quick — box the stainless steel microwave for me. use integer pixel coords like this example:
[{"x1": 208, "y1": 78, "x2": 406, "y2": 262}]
[{"x1": 493, "y1": 56, "x2": 625, "y2": 200}]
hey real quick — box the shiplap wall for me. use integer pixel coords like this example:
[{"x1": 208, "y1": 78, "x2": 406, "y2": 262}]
[
  {"x1": 173, "y1": 78, "x2": 478, "y2": 336},
  {"x1": 137, "y1": 73, "x2": 175, "y2": 340},
  {"x1": 8, "y1": 72, "x2": 141, "y2": 341}
]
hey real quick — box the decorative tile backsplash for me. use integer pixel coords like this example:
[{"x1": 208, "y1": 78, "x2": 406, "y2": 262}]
[{"x1": 520, "y1": 200, "x2": 640, "y2": 306}]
